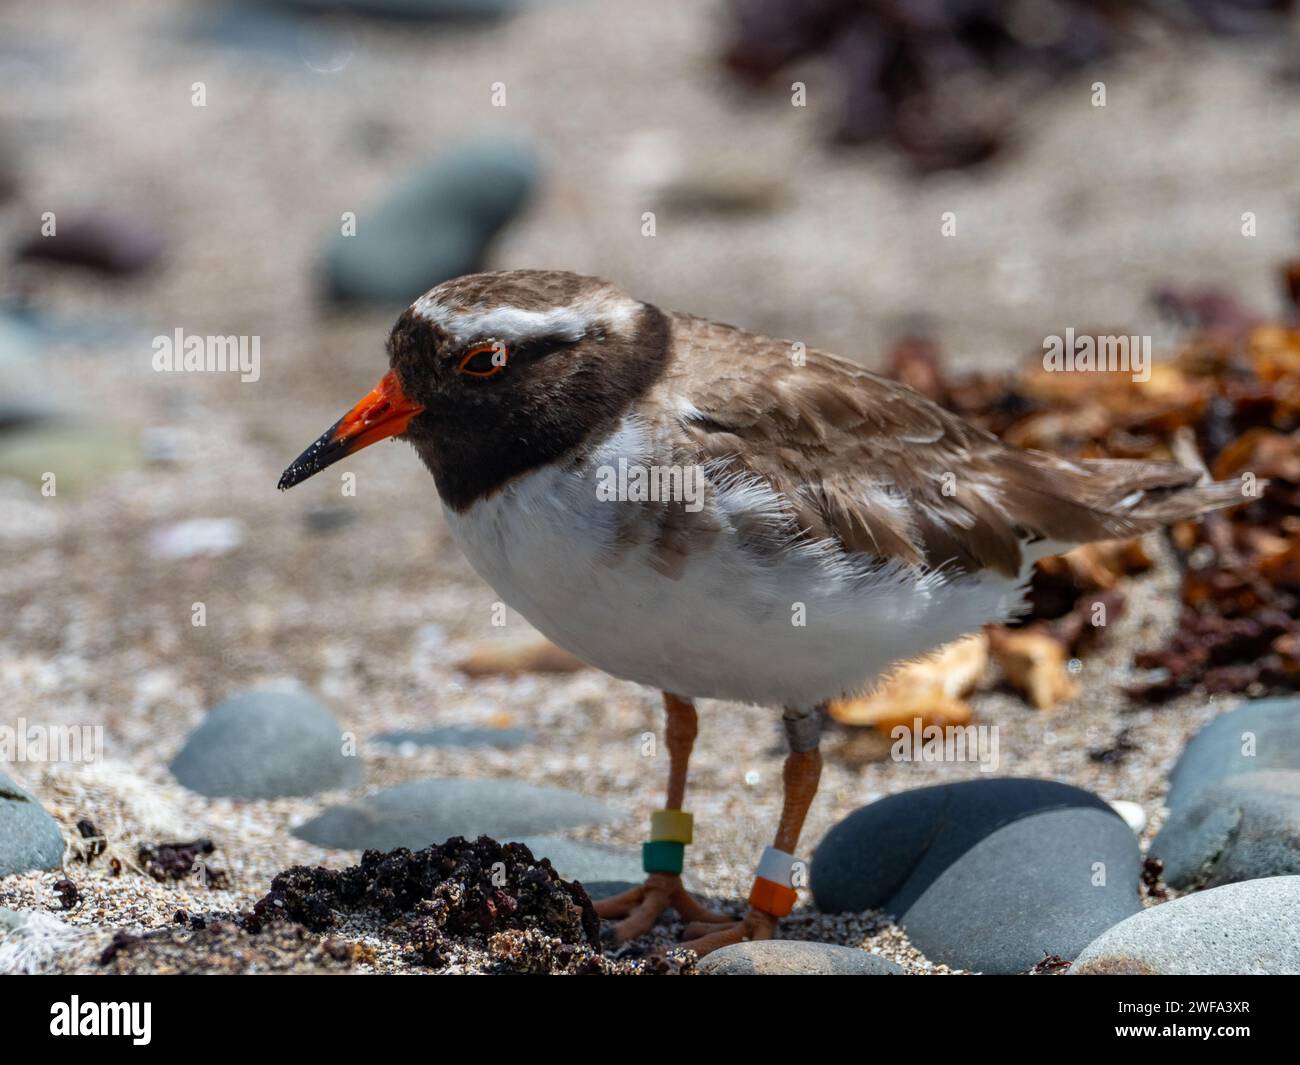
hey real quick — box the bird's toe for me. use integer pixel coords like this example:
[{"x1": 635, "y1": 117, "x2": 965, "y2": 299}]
[{"x1": 679, "y1": 907, "x2": 777, "y2": 957}]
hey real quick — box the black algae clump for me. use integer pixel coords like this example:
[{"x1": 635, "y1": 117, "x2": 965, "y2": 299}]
[{"x1": 251, "y1": 835, "x2": 612, "y2": 972}]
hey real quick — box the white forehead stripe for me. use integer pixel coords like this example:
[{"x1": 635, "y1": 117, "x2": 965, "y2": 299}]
[
  {"x1": 418, "y1": 303, "x2": 589, "y2": 343},
  {"x1": 411, "y1": 290, "x2": 639, "y2": 344}
]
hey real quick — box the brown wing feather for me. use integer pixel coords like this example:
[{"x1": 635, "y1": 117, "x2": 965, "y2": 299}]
[{"x1": 658, "y1": 314, "x2": 1241, "y2": 578}]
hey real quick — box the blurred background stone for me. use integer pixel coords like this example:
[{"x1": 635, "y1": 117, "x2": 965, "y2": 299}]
[
  {"x1": 0, "y1": 772, "x2": 65, "y2": 878},
  {"x1": 170, "y1": 689, "x2": 363, "y2": 798},
  {"x1": 321, "y1": 135, "x2": 539, "y2": 306},
  {"x1": 292, "y1": 777, "x2": 613, "y2": 849}
]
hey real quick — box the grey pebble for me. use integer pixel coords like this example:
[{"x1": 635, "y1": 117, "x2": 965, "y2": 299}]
[
  {"x1": 813, "y1": 778, "x2": 1140, "y2": 974},
  {"x1": 1151, "y1": 770, "x2": 1300, "y2": 888},
  {"x1": 1164, "y1": 697, "x2": 1300, "y2": 812},
  {"x1": 322, "y1": 134, "x2": 537, "y2": 306},
  {"x1": 293, "y1": 777, "x2": 612, "y2": 850},
  {"x1": 0, "y1": 771, "x2": 65, "y2": 878},
  {"x1": 373, "y1": 726, "x2": 535, "y2": 749},
  {"x1": 1071, "y1": 876, "x2": 1300, "y2": 975},
  {"x1": 171, "y1": 689, "x2": 362, "y2": 799}
]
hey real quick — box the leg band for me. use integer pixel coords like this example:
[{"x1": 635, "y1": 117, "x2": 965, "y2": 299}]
[
  {"x1": 755, "y1": 845, "x2": 796, "y2": 885},
  {"x1": 642, "y1": 840, "x2": 685, "y2": 874},
  {"x1": 748, "y1": 879, "x2": 798, "y2": 917},
  {"x1": 650, "y1": 809, "x2": 693, "y2": 844},
  {"x1": 782, "y1": 708, "x2": 821, "y2": 753},
  {"x1": 748, "y1": 846, "x2": 799, "y2": 917},
  {"x1": 643, "y1": 810, "x2": 693, "y2": 873}
]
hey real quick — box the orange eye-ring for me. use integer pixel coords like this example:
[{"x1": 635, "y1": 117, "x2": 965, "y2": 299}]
[{"x1": 457, "y1": 342, "x2": 508, "y2": 378}]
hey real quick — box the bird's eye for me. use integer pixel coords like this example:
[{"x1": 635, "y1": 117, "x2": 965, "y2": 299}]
[{"x1": 457, "y1": 342, "x2": 508, "y2": 379}]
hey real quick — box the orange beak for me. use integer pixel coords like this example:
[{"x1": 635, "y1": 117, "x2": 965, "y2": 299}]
[{"x1": 278, "y1": 370, "x2": 425, "y2": 490}]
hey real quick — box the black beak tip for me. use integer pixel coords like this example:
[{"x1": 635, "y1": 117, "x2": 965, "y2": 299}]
[
  {"x1": 277, "y1": 466, "x2": 303, "y2": 492},
  {"x1": 277, "y1": 449, "x2": 320, "y2": 491},
  {"x1": 277, "y1": 424, "x2": 347, "y2": 492}
]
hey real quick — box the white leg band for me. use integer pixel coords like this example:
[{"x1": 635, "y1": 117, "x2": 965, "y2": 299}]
[{"x1": 755, "y1": 846, "x2": 797, "y2": 886}]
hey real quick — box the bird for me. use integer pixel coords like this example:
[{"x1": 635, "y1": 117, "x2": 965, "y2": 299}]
[{"x1": 279, "y1": 268, "x2": 1246, "y2": 955}]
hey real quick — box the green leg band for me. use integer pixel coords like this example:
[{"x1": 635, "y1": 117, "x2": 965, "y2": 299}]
[{"x1": 642, "y1": 840, "x2": 685, "y2": 875}]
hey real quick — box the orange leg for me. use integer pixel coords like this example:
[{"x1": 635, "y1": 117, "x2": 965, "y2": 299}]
[
  {"x1": 593, "y1": 693, "x2": 732, "y2": 942},
  {"x1": 679, "y1": 709, "x2": 823, "y2": 956}
]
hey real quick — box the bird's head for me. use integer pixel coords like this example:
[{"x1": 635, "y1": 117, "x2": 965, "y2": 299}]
[{"x1": 278, "y1": 269, "x2": 669, "y2": 507}]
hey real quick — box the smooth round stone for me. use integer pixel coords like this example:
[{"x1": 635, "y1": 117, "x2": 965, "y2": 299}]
[
  {"x1": 0, "y1": 771, "x2": 65, "y2": 877},
  {"x1": 1071, "y1": 876, "x2": 1300, "y2": 975},
  {"x1": 511, "y1": 836, "x2": 641, "y2": 884},
  {"x1": 1151, "y1": 770, "x2": 1300, "y2": 888},
  {"x1": 813, "y1": 777, "x2": 1119, "y2": 914},
  {"x1": 374, "y1": 726, "x2": 535, "y2": 750},
  {"x1": 1164, "y1": 697, "x2": 1300, "y2": 812},
  {"x1": 292, "y1": 778, "x2": 612, "y2": 851},
  {"x1": 188, "y1": 4, "x2": 316, "y2": 59},
  {"x1": 322, "y1": 134, "x2": 538, "y2": 306},
  {"x1": 698, "y1": 941, "x2": 903, "y2": 976},
  {"x1": 171, "y1": 689, "x2": 361, "y2": 799},
  {"x1": 812, "y1": 778, "x2": 1139, "y2": 974},
  {"x1": 900, "y1": 807, "x2": 1141, "y2": 973}
]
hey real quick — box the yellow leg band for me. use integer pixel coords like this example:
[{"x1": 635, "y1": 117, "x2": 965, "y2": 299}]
[{"x1": 650, "y1": 809, "x2": 694, "y2": 844}]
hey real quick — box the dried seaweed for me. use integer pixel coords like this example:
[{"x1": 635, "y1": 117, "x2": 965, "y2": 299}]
[
  {"x1": 893, "y1": 262, "x2": 1300, "y2": 705},
  {"x1": 1142, "y1": 856, "x2": 1169, "y2": 901},
  {"x1": 1030, "y1": 952, "x2": 1072, "y2": 975},
  {"x1": 724, "y1": 0, "x2": 1292, "y2": 170}
]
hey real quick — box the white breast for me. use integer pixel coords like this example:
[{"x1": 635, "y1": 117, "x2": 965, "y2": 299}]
[{"x1": 442, "y1": 417, "x2": 1032, "y2": 710}]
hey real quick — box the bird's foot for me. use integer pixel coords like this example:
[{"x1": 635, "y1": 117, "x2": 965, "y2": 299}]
[
  {"x1": 679, "y1": 906, "x2": 777, "y2": 956},
  {"x1": 593, "y1": 872, "x2": 733, "y2": 944}
]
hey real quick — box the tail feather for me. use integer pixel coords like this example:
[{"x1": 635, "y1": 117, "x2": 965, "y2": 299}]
[
  {"x1": 998, "y1": 451, "x2": 1255, "y2": 559},
  {"x1": 1075, "y1": 457, "x2": 1251, "y2": 528}
]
